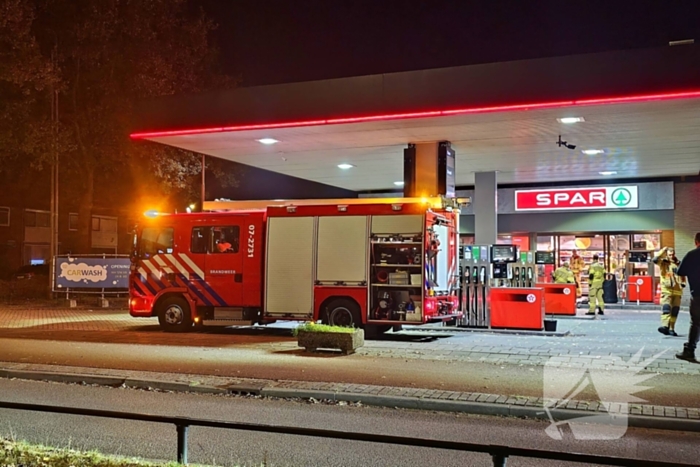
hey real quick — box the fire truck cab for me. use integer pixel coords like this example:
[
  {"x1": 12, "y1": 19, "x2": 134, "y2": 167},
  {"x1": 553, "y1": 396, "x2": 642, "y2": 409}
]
[{"x1": 129, "y1": 198, "x2": 463, "y2": 333}]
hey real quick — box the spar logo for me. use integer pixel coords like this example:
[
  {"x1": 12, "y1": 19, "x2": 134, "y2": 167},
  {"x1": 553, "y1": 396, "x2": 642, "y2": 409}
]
[
  {"x1": 526, "y1": 293, "x2": 536, "y2": 303},
  {"x1": 515, "y1": 186, "x2": 639, "y2": 211},
  {"x1": 610, "y1": 188, "x2": 632, "y2": 207}
]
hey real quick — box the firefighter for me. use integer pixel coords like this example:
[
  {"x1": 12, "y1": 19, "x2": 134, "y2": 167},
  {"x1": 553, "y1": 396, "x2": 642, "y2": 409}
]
[
  {"x1": 570, "y1": 249, "x2": 585, "y2": 297},
  {"x1": 653, "y1": 247, "x2": 685, "y2": 336},
  {"x1": 553, "y1": 262, "x2": 576, "y2": 284},
  {"x1": 587, "y1": 254, "x2": 606, "y2": 316}
]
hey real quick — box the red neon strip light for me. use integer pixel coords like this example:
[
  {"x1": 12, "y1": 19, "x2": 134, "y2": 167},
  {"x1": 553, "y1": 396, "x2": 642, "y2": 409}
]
[{"x1": 130, "y1": 90, "x2": 700, "y2": 139}]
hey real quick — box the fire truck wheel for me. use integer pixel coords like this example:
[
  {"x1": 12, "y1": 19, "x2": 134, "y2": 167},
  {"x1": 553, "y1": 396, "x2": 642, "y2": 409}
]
[
  {"x1": 157, "y1": 296, "x2": 193, "y2": 332},
  {"x1": 326, "y1": 298, "x2": 361, "y2": 328}
]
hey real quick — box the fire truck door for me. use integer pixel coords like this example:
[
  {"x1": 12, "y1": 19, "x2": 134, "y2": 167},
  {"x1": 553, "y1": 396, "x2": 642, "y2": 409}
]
[{"x1": 204, "y1": 225, "x2": 244, "y2": 306}]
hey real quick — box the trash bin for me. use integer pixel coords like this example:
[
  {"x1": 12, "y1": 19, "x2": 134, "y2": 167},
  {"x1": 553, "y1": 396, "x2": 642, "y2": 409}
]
[
  {"x1": 544, "y1": 319, "x2": 558, "y2": 332},
  {"x1": 603, "y1": 275, "x2": 618, "y2": 304}
]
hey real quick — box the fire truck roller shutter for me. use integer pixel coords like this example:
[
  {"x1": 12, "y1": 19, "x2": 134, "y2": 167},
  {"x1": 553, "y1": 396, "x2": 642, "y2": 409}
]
[
  {"x1": 317, "y1": 216, "x2": 369, "y2": 283},
  {"x1": 265, "y1": 216, "x2": 315, "y2": 315},
  {"x1": 371, "y1": 214, "x2": 423, "y2": 234}
]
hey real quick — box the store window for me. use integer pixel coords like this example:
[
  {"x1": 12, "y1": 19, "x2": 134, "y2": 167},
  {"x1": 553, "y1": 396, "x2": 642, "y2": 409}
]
[
  {"x1": 0, "y1": 207, "x2": 9, "y2": 227},
  {"x1": 632, "y1": 233, "x2": 661, "y2": 251},
  {"x1": 537, "y1": 235, "x2": 555, "y2": 252}
]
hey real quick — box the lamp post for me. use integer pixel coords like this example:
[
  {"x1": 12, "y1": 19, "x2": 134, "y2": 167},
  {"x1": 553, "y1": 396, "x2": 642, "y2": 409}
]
[{"x1": 48, "y1": 47, "x2": 59, "y2": 297}]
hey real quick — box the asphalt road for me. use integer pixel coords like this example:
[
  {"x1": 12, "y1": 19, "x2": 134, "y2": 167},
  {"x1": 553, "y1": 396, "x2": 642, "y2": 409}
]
[
  {"x1": 1, "y1": 329, "x2": 699, "y2": 409},
  {"x1": 1, "y1": 379, "x2": 699, "y2": 467}
]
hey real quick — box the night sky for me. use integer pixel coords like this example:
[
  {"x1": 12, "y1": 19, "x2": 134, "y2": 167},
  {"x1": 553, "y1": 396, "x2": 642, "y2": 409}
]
[{"x1": 201, "y1": 0, "x2": 700, "y2": 87}]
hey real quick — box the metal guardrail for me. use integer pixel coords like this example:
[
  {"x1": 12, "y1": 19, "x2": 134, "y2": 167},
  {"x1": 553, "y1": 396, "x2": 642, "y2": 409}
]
[{"x1": 0, "y1": 401, "x2": 693, "y2": 466}]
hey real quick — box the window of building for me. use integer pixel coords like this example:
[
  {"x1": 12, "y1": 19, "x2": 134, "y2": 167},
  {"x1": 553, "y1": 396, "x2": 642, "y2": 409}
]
[
  {"x1": 68, "y1": 213, "x2": 78, "y2": 231},
  {"x1": 92, "y1": 217, "x2": 101, "y2": 231},
  {"x1": 0, "y1": 207, "x2": 9, "y2": 227},
  {"x1": 24, "y1": 210, "x2": 50, "y2": 228}
]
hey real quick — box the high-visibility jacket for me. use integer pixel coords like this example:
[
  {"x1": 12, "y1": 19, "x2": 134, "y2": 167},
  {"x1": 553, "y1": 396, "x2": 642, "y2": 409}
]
[
  {"x1": 588, "y1": 261, "x2": 606, "y2": 288},
  {"x1": 570, "y1": 255, "x2": 584, "y2": 274},
  {"x1": 653, "y1": 249, "x2": 685, "y2": 296},
  {"x1": 553, "y1": 267, "x2": 575, "y2": 284}
]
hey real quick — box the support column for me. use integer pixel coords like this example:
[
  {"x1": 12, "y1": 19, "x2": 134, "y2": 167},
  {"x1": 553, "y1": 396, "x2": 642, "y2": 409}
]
[
  {"x1": 474, "y1": 171, "x2": 497, "y2": 245},
  {"x1": 403, "y1": 141, "x2": 455, "y2": 198}
]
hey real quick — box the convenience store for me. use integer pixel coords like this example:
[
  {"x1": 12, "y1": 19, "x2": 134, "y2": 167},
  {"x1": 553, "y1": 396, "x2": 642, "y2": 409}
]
[{"x1": 456, "y1": 180, "x2": 679, "y2": 298}]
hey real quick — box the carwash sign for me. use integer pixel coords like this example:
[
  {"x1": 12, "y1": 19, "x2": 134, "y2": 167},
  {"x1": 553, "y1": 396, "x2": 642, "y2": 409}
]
[
  {"x1": 515, "y1": 186, "x2": 639, "y2": 211},
  {"x1": 55, "y1": 257, "x2": 130, "y2": 289}
]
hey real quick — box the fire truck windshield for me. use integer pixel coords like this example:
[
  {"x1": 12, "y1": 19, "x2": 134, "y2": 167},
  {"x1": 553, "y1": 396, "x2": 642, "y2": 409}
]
[{"x1": 137, "y1": 227, "x2": 174, "y2": 259}]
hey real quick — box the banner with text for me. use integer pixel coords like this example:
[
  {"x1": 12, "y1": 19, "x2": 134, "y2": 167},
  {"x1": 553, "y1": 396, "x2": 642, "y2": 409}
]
[{"x1": 55, "y1": 257, "x2": 131, "y2": 289}]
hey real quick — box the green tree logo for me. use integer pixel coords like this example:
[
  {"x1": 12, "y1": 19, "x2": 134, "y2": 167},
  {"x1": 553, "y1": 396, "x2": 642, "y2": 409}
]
[{"x1": 611, "y1": 188, "x2": 632, "y2": 207}]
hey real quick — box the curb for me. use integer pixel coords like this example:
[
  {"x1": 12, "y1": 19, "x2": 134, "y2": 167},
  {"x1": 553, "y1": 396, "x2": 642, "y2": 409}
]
[{"x1": 3, "y1": 366, "x2": 700, "y2": 434}]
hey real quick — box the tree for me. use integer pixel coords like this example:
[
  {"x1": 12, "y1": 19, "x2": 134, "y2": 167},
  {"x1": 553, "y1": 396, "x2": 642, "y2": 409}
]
[{"x1": 2, "y1": 0, "x2": 236, "y2": 250}]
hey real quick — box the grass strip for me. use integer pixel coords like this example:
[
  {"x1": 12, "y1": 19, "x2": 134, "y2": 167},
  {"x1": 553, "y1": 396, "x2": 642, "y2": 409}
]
[{"x1": 0, "y1": 437, "x2": 215, "y2": 467}]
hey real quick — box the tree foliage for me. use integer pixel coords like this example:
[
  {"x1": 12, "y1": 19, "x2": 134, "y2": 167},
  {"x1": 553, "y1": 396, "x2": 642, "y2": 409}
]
[{"x1": 0, "y1": 0, "x2": 237, "y2": 249}]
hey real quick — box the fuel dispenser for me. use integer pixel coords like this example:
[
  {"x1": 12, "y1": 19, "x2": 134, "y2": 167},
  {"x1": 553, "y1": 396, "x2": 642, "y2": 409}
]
[
  {"x1": 625, "y1": 250, "x2": 656, "y2": 302},
  {"x1": 459, "y1": 245, "x2": 490, "y2": 327},
  {"x1": 489, "y1": 245, "x2": 545, "y2": 330},
  {"x1": 509, "y1": 251, "x2": 536, "y2": 288},
  {"x1": 535, "y1": 251, "x2": 576, "y2": 315}
]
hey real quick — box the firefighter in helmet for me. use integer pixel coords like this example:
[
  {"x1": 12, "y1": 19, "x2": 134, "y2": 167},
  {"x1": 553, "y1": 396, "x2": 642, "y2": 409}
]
[
  {"x1": 587, "y1": 254, "x2": 606, "y2": 316},
  {"x1": 553, "y1": 262, "x2": 576, "y2": 284},
  {"x1": 570, "y1": 249, "x2": 585, "y2": 297},
  {"x1": 653, "y1": 247, "x2": 685, "y2": 336}
]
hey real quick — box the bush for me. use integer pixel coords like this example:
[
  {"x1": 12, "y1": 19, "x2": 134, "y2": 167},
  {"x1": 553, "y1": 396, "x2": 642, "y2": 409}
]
[
  {"x1": 291, "y1": 322, "x2": 356, "y2": 336},
  {"x1": 0, "y1": 277, "x2": 48, "y2": 301}
]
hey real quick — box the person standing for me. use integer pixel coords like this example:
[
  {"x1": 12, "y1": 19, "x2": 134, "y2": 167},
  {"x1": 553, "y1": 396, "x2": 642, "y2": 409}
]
[
  {"x1": 553, "y1": 262, "x2": 576, "y2": 284},
  {"x1": 653, "y1": 247, "x2": 685, "y2": 336},
  {"x1": 570, "y1": 249, "x2": 585, "y2": 298},
  {"x1": 587, "y1": 254, "x2": 606, "y2": 316},
  {"x1": 676, "y1": 232, "x2": 700, "y2": 362}
]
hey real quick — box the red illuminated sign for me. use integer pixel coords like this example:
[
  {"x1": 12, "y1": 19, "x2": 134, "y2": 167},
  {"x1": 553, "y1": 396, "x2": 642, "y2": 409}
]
[{"x1": 515, "y1": 186, "x2": 639, "y2": 211}]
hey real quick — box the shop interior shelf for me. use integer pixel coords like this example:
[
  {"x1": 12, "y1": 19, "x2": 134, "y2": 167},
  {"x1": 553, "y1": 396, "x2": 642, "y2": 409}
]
[
  {"x1": 371, "y1": 241, "x2": 422, "y2": 246},
  {"x1": 372, "y1": 264, "x2": 421, "y2": 267}
]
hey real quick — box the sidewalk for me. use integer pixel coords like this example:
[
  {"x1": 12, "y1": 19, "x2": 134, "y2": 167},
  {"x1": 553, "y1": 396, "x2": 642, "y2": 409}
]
[{"x1": 1, "y1": 304, "x2": 697, "y2": 375}]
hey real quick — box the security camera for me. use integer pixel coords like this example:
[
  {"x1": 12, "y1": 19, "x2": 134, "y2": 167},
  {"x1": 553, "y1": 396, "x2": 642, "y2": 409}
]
[{"x1": 556, "y1": 135, "x2": 576, "y2": 150}]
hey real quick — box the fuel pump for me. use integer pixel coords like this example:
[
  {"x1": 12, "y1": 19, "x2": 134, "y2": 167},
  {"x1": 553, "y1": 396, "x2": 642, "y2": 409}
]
[{"x1": 459, "y1": 245, "x2": 490, "y2": 327}]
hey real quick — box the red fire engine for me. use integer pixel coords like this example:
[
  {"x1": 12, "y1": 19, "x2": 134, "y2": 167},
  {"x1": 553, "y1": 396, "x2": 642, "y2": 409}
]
[{"x1": 129, "y1": 198, "x2": 462, "y2": 333}]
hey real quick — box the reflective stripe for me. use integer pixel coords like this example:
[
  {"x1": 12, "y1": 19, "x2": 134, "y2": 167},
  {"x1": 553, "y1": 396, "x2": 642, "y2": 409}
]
[
  {"x1": 153, "y1": 256, "x2": 174, "y2": 274},
  {"x1": 165, "y1": 254, "x2": 190, "y2": 276},
  {"x1": 178, "y1": 253, "x2": 204, "y2": 279}
]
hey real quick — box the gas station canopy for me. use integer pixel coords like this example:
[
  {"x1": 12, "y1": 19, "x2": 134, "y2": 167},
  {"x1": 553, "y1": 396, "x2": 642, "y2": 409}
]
[{"x1": 131, "y1": 46, "x2": 700, "y2": 191}]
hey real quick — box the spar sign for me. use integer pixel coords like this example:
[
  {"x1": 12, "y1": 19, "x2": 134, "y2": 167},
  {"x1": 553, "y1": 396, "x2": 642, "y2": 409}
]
[{"x1": 515, "y1": 186, "x2": 638, "y2": 211}]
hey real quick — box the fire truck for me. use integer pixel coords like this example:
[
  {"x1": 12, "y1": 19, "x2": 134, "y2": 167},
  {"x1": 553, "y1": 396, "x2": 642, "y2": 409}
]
[{"x1": 129, "y1": 197, "x2": 463, "y2": 334}]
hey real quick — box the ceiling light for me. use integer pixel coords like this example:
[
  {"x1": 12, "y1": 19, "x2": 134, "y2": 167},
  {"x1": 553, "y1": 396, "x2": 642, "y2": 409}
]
[
  {"x1": 599, "y1": 171, "x2": 617, "y2": 176},
  {"x1": 394, "y1": 181, "x2": 405, "y2": 186},
  {"x1": 582, "y1": 149, "x2": 605, "y2": 155},
  {"x1": 256, "y1": 138, "x2": 279, "y2": 145},
  {"x1": 557, "y1": 117, "x2": 585, "y2": 124},
  {"x1": 337, "y1": 163, "x2": 354, "y2": 169}
]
